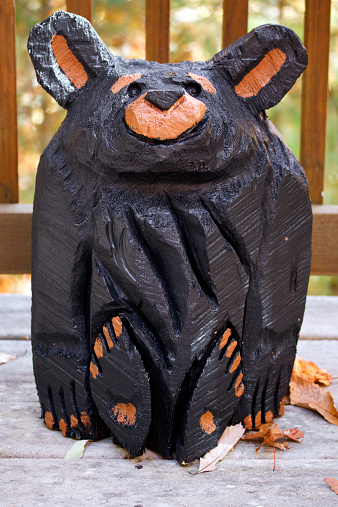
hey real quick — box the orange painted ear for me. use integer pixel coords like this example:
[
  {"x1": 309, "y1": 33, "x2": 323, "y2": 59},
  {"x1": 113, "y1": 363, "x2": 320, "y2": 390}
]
[
  {"x1": 28, "y1": 11, "x2": 114, "y2": 108},
  {"x1": 52, "y1": 35, "x2": 88, "y2": 89},
  {"x1": 212, "y1": 24, "x2": 307, "y2": 114},
  {"x1": 234, "y1": 48, "x2": 286, "y2": 99}
]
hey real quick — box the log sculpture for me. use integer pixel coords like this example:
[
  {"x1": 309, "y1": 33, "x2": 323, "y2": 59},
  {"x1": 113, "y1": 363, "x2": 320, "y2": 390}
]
[{"x1": 28, "y1": 11, "x2": 312, "y2": 463}]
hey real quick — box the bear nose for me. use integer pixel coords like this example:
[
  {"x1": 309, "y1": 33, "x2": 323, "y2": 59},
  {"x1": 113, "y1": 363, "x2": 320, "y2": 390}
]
[{"x1": 145, "y1": 89, "x2": 184, "y2": 111}]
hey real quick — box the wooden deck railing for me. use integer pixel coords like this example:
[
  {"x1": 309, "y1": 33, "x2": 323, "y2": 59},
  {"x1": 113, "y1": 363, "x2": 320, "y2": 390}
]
[{"x1": 0, "y1": 0, "x2": 337, "y2": 276}]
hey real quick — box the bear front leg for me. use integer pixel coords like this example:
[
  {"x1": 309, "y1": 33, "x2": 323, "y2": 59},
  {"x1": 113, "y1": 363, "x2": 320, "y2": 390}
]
[
  {"x1": 31, "y1": 167, "x2": 109, "y2": 440},
  {"x1": 235, "y1": 172, "x2": 312, "y2": 429}
]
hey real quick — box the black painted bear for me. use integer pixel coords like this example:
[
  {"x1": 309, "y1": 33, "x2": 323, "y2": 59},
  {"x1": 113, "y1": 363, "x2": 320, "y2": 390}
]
[{"x1": 28, "y1": 11, "x2": 312, "y2": 463}]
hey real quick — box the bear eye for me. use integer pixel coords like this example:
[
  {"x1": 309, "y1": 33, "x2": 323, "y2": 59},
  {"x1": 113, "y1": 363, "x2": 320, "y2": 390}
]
[
  {"x1": 128, "y1": 82, "x2": 142, "y2": 98},
  {"x1": 185, "y1": 82, "x2": 202, "y2": 97}
]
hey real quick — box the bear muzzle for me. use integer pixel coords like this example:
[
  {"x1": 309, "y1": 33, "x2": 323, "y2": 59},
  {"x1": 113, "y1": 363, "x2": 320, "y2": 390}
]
[{"x1": 125, "y1": 91, "x2": 206, "y2": 141}]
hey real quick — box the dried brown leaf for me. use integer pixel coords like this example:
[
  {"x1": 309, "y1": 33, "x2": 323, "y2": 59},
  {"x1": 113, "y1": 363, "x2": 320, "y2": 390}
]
[
  {"x1": 284, "y1": 427, "x2": 305, "y2": 442},
  {"x1": 0, "y1": 352, "x2": 17, "y2": 365},
  {"x1": 271, "y1": 441, "x2": 290, "y2": 451},
  {"x1": 324, "y1": 477, "x2": 338, "y2": 494},
  {"x1": 242, "y1": 423, "x2": 304, "y2": 445},
  {"x1": 290, "y1": 374, "x2": 338, "y2": 425},
  {"x1": 251, "y1": 424, "x2": 303, "y2": 453},
  {"x1": 242, "y1": 422, "x2": 304, "y2": 471},
  {"x1": 241, "y1": 421, "x2": 274, "y2": 440},
  {"x1": 198, "y1": 423, "x2": 245, "y2": 473},
  {"x1": 293, "y1": 357, "x2": 332, "y2": 386}
]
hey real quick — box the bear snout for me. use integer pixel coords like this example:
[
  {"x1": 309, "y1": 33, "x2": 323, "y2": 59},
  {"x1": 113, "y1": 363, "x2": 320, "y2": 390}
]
[{"x1": 125, "y1": 91, "x2": 206, "y2": 141}]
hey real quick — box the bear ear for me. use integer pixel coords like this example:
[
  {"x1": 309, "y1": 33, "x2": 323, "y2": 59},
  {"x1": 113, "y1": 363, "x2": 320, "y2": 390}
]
[
  {"x1": 28, "y1": 10, "x2": 115, "y2": 108},
  {"x1": 212, "y1": 24, "x2": 307, "y2": 114}
]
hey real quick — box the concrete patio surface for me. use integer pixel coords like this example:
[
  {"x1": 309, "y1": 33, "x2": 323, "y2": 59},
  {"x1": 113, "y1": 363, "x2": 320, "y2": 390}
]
[{"x1": 1, "y1": 295, "x2": 337, "y2": 506}]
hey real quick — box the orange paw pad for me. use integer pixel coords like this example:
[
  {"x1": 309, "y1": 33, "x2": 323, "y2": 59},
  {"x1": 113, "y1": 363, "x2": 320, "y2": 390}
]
[
  {"x1": 59, "y1": 418, "x2": 68, "y2": 436},
  {"x1": 235, "y1": 382, "x2": 244, "y2": 398},
  {"x1": 94, "y1": 337, "x2": 104, "y2": 358},
  {"x1": 229, "y1": 352, "x2": 241, "y2": 373},
  {"x1": 234, "y1": 372, "x2": 244, "y2": 397},
  {"x1": 103, "y1": 325, "x2": 114, "y2": 348},
  {"x1": 90, "y1": 361, "x2": 99, "y2": 379},
  {"x1": 265, "y1": 410, "x2": 273, "y2": 423},
  {"x1": 70, "y1": 414, "x2": 79, "y2": 428},
  {"x1": 112, "y1": 316, "x2": 123, "y2": 338},
  {"x1": 244, "y1": 415, "x2": 252, "y2": 430},
  {"x1": 199, "y1": 410, "x2": 217, "y2": 434},
  {"x1": 219, "y1": 328, "x2": 231, "y2": 350},
  {"x1": 112, "y1": 402, "x2": 136, "y2": 426},
  {"x1": 226, "y1": 340, "x2": 237, "y2": 358},
  {"x1": 44, "y1": 411, "x2": 55, "y2": 429},
  {"x1": 254, "y1": 411, "x2": 262, "y2": 428},
  {"x1": 80, "y1": 411, "x2": 91, "y2": 428}
]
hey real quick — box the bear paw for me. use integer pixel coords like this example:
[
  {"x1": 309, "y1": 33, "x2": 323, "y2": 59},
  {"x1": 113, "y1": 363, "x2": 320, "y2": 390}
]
[
  {"x1": 33, "y1": 354, "x2": 109, "y2": 440},
  {"x1": 89, "y1": 316, "x2": 152, "y2": 457},
  {"x1": 175, "y1": 326, "x2": 244, "y2": 463}
]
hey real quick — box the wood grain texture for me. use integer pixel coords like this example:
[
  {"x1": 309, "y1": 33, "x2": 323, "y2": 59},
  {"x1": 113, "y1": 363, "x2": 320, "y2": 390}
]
[
  {"x1": 66, "y1": 0, "x2": 92, "y2": 22},
  {"x1": 222, "y1": 0, "x2": 248, "y2": 48},
  {"x1": 300, "y1": 0, "x2": 331, "y2": 204},
  {"x1": 0, "y1": 205, "x2": 336, "y2": 275},
  {"x1": 0, "y1": 204, "x2": 32, "y2": 274},
  {"x1": 0, "y1": 0, "x2": 18, "y2": 203},
  {"x1": 146, "y1": 0, "x2": 170, "y2": 63}
]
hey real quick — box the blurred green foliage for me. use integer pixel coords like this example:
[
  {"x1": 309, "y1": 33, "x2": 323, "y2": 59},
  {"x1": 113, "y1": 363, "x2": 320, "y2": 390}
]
[{"x1": 13, "y1": 0, "x2": 338, "y2": 295}]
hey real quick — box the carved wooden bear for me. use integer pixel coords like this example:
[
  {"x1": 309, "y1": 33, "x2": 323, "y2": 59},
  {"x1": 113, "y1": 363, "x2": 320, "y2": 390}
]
[{"x1": 28, "y1": 11, "x2": 312, "y2": 463}]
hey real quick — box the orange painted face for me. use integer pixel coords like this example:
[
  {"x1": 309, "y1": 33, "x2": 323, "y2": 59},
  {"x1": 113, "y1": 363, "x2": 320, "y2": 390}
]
[{"x1": 111, "y1": 73, "x2": 216, "y2": 141}]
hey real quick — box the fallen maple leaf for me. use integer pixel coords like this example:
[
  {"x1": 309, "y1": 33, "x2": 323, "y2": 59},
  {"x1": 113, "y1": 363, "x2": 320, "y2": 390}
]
[
  {"x1": 240, "y1": 421, "x2": 274, "y2": 441},
  {"x1": 242, "y1": 423, "x2": 304, "y2": 471},
  {"x1": 290, "y1": 374, "x2": 338, "y2": 425},
  {"x1": 198, "y1": 423, "x2": 245, "y2": 473},
  {"x1": 0, "y1": 352, "x2": 17, "y2": 365},
  {"x1": 243, "y1": 423, "x2": 304, "y2": 450},
  {"x1": 324, "y1": 477, "x2": 338, "y2": 495},
  {"x1": 293, "y1": 357, "x2": 332, "y2": 386},
  {"x1": 284, "y1": 427, "x2": 305, "y2": 442}
]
